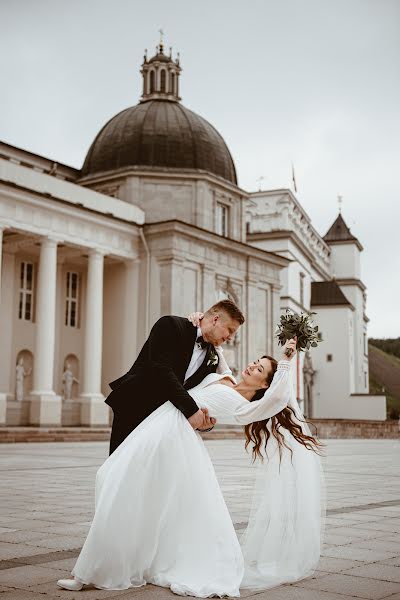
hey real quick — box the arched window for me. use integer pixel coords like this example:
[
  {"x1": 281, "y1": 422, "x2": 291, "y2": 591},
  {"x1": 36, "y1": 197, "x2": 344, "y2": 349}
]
[
  {"x1": 170, "y1": 72, "x2": 175, "y2": 95},
  {"x1": 149, "y1": 70, "x2": 155, "y2": 93},
  {"x1": 160, "y1": 69, "x2": 166, "y2": 92}
]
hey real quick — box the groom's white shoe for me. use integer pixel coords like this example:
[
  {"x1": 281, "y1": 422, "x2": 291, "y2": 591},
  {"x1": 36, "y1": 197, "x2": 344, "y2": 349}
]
[{"x1": 57, "y1": 578, "x2": 84, "y2": 591}]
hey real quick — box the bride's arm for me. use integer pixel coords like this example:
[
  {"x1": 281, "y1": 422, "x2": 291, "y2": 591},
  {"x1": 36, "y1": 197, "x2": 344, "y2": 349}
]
[
  {"x1": 232, "y1": 361, "x2": 293, "y2": 425},
  {"x1": 215, "y1": 347, "x2": 233, "y2": 376}
]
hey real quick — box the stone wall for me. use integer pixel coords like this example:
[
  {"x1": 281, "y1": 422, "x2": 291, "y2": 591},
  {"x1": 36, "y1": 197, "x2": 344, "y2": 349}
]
[
  {"x1": 210, "y1": 419, "x2": 399, "y2": 440},
  {"x1": 310, "y1": 418, "x2": 399, "y2": 439}
]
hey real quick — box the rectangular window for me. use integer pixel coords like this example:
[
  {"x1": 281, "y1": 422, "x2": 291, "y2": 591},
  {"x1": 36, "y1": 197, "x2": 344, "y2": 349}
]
[
  {"x1": 65, "y1": 271, "x2": 80, "y2": 327},
  {"x1": 18, "y1": 261, "x2": 34, "y2": 321},
  {"x1": 216, "y1": 203, "x2": 229, "y2": 237}
]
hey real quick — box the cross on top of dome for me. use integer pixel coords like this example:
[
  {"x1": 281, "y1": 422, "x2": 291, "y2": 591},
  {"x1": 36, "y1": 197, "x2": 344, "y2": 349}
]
[{"x1": 141, "y1": 34, "x2": 181, "y2": 103}]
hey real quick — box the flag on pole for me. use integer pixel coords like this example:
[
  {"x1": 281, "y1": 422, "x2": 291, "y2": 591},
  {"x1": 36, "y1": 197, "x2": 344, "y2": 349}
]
[{"x1": 292, "y1": 163, "x2": 297, "y2": 193}]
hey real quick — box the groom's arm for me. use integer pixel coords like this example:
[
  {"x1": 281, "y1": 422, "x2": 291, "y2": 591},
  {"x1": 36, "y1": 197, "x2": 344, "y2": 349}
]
[{"x1": 146, "y1": 316, "x2": 200, "y2": 420}]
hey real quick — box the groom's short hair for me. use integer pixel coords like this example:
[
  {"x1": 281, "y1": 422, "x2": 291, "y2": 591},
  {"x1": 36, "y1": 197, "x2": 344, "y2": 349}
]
[{"x1": 205, "y1": 299, "x2": 245, "y2": 324}]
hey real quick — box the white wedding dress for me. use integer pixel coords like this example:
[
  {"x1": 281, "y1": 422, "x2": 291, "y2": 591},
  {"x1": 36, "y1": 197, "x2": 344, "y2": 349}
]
[{"x1": 71, "y1": 361, "x2": 324, "y2": 597}]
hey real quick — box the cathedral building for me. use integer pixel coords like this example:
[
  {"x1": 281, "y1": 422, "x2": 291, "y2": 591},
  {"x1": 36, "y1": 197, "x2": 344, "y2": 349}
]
[{"x1": 0, "y1": 43, "x2": 386, "y2": 428}]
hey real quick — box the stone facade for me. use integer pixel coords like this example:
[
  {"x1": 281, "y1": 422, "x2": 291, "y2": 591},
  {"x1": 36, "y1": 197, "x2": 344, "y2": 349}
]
[
  {"x1": 0, "y1": 141, "x2": 288, "y2": 427},
  {"x1": 0, "y1": 45, "x2": 386, "y2": 427},
  {"x1": 246, "y1": 189, "x2": 385, "y2": 420}
]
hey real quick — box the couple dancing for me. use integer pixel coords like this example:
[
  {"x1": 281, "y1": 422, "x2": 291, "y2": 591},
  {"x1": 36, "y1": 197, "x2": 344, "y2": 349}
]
[{"x1": 57, "y1": 299, "x2": 324, "y2": 597}]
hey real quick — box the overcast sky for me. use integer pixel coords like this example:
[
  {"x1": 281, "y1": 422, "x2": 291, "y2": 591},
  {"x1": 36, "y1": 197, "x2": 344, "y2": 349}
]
[{"x1": 1, "y1": 0, "x2": 399, "y2": 338}]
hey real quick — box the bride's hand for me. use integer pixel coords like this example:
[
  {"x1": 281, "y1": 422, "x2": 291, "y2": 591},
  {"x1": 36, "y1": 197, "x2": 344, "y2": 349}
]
[
  {"x1": 282, "y1": 336, "x2": 297, "y2": 361},
  {"x1": 187, "y1": 311, "x2": 204, "y2": 327}
]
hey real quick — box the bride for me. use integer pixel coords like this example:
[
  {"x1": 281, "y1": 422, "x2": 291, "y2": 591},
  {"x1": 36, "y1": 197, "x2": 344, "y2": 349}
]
[{"x1": 57, "y1": 336, "x2": 324, "y2": 597}]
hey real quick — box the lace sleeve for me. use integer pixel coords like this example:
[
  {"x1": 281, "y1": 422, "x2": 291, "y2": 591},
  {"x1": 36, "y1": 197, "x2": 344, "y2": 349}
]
[{"x1": 232, "y1": 361, "x2": 292, "y2": 425}]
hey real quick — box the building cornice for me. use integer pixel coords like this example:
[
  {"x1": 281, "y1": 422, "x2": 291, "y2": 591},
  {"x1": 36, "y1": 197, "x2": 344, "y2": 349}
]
[
  {"x1": 247, "y1": 229, "x2": 331, "y2": 280},
  {"x1": 0, "y1": 140, "x2": 79, "y2": 181},
  {"x1": 248, "y1": 188, "x2": 321, "y2": 237},
  {"x1": 280, "y1": 295, "x2": 307, "y2": 312},
  {"x1": 335, "y1": 278, "x2": 366, "y2": 292},
  {"x1": 326, "y1": 238, "x2": 364, "y2": 252},
  {"x1": 0, "y1": 186, "x2": 140, "y2": 260},
  {"x1": 78, "y1": 166, "x2": 249, "y2": 198},
  {"x1": 143, "y1": 219, "x2": 290, "y2": 269},
  {"x1": 311, "y1": 302, "x2": 355, "y2": 311},
  {"x1": 0, "y1": 158, "x2": 144, "y2": 226}
]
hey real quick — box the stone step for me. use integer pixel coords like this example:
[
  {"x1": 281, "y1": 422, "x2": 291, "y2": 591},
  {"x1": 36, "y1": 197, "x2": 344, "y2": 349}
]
[{"x1": 0, "y1": 419, "x2": 398, "y2": 443}]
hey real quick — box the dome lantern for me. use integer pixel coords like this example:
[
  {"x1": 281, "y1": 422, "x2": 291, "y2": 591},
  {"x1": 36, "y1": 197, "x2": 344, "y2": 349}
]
[{"x1": 140, "y1": 34, "x2": 181, "y2": 103}]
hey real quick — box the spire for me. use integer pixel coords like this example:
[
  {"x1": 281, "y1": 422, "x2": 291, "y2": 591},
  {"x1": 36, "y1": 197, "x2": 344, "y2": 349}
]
[
  {"x1": 140, "y1": 34, "x2": 182, "y2": 103},
  {"x1": 323, "y1": 212, "x2": 363, "y2": 251},
  {"x1": 158, "y1": 27, "x2": 164, "y2": 52}
]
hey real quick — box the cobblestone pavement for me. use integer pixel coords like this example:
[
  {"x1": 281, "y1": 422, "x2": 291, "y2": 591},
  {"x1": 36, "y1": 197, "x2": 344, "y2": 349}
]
[{"x1": 0, "y1": 439, "x2": 399, "y2": 600}]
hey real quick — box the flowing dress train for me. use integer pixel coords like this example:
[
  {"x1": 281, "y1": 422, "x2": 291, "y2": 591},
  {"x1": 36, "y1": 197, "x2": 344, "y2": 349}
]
[{"x1": 70, "y1": 361, "x2": 324, "y2": 597}]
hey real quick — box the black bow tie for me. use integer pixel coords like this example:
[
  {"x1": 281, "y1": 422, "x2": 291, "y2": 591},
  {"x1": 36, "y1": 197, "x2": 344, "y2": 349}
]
[{"x1": 196, "y1": 336, "x2": 209, "y2": 349}]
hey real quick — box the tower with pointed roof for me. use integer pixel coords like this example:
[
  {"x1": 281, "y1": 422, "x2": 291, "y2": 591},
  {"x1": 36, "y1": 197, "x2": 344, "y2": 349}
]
[
  {"x1": 323, "y1": 211, "x2": 369, "y2": 396},
  {"x1": 245, "y1": 186, "x2": 384, "y2": 420},
  {"x1": 324, "y1": 212, "x2": 363, "y2": 279}
]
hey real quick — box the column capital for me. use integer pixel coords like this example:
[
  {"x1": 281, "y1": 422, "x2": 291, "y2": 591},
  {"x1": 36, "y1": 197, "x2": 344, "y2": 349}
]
[
  {"x1": 157, "y1": 254, "x2": 185, "y2": 267},
  {"x1": 41, "y1": 235, "x2": 62, "y2": 248},
  {"x1": 122, "y1": 257, "x2": 141, "y2": 266},
  {"x1": 87, "y1": 248, "x2": 107, "y2": 258},
  {"x1": 202, "y1": 264, "x2": 215, "y2": 275}
]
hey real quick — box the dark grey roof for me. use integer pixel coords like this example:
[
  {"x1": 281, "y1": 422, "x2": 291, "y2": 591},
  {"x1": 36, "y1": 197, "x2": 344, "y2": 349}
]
[
  {"x1": 323, "y1": 213, "x2": 360, "y2": 244},
  {"x1": 81, "y1": 100, "x2": 237, "y2": 184},
  {"x1": 311, "y1": 281, "x2": 352, "y2": 307},
  {"x1": 148, "y1": 53, "x2": 173, "y2": 63}
]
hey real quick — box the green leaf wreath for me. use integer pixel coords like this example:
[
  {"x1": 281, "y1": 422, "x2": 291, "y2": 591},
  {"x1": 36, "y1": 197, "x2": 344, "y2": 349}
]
[{"x1": 275, "y1": 310, "x2": 322, "y2": 357}]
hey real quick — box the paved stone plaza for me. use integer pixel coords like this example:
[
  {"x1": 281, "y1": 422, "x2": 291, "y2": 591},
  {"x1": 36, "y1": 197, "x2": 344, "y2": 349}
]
[{"x1": 0, "y1": 439, "x2": 399, "y2": 600}]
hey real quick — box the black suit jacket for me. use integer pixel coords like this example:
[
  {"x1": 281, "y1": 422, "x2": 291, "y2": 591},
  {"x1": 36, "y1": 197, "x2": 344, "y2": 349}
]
[{"x1": 106, "y1": 316, "x2": 219, "y2": 454}]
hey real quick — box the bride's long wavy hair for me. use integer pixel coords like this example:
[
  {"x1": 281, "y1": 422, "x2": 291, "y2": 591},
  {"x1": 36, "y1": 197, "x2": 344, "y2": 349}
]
[{"x1": 244, "y1": 355, "x2": 324, "y2": 464}]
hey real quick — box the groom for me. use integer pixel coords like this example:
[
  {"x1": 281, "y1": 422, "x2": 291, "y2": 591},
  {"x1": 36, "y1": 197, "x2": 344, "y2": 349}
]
[{"x1": 106, "y1": 299, "x2": 245, "y2": 455}]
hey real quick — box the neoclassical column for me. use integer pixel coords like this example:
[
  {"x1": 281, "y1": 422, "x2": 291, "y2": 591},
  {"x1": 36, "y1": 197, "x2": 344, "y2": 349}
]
[
  {"x1": 0, "y1": 225, "x2": 6, "y2": 424},
  {"x1": 158, "y1": 256, "x2": 184, "y2": 315},
  {"x1": 271, "y1": 283, "x2": 282, "y2": 356},
  {"x1": 79, "y1": 249, "x2": 109, "y2": 426},
  {"x1": 202, "y1": 265, "x2": 216, "y2": 309},
  {"x1": 29, "y1": 236, "x2": 62, "y2": 425},
  {"x1": 245, "y1": 270, "x2": 260, "y2": 367},
  {"x1": 0, "y1": 225, "x2": 4, "y2": 307}
]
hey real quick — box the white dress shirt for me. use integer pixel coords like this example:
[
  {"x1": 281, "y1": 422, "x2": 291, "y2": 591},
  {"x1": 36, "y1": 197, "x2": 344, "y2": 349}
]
[
  {"x1": 184, "y1": 327, "x2": 232, "y2": 384},
  {"x1": 184, "y1": 327, "x2": 207, "y2": 382}
]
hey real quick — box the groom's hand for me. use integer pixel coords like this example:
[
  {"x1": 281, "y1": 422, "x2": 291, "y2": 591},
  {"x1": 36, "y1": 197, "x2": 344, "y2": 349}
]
[
  {"x1": 198, "y1": 408, "x2": 216, "y2": 432},
  {"x1": 188, "y1": 409, "x2": 207, "y2": 429},
  {"x1": 188, "y1": 408, "x2": 216, "y2": 430}
]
